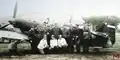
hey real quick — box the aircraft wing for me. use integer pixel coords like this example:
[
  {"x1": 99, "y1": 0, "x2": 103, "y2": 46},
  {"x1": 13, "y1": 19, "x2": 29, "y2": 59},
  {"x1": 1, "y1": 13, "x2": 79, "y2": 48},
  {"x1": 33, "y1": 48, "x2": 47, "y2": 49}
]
[{"x1": 0, "y1": 30, "x2": 29, "y2": 40}]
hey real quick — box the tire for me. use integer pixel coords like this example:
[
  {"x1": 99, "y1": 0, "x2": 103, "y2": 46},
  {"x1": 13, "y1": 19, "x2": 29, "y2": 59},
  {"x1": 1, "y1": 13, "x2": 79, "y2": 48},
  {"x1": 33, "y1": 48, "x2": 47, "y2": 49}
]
[
  {"x1": 83, "y1": 46, "x2": 89, "y2": 53},
  {"x1": 93, "y1": 48, "x2": 100, "y2": 52}
]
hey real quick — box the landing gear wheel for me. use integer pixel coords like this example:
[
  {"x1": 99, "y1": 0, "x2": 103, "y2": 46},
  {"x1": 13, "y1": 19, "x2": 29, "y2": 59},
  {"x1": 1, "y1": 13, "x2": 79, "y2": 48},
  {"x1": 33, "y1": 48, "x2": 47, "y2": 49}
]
[
  {"x1": 83, "y1": 46, "x2": 89, "y2": 53},
  {"x1": 93, "y1": 48, "x2": 100, "y2": 52}
]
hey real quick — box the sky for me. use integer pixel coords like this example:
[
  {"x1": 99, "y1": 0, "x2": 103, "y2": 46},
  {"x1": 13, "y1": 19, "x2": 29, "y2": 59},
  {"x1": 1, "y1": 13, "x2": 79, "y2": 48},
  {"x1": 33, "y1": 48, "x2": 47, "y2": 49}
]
[{"x1": 0, "y1": 0, "x2": 120, "y2": 24}]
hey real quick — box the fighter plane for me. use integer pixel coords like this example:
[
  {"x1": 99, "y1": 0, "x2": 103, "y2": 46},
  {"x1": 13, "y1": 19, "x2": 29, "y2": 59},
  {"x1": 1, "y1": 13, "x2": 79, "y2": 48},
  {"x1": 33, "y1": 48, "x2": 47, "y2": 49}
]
[
  {"x1": 0, "y1": 1, "x2": 49, "y2": 35},
  {"x1": 4, "y1": 2, "x2": 51, "y2": 53},
  {"x1": 3, "y1": 1, "x2": 116, "y2": 53},
  {"x1": 84, "y1": 22, "x2": 116, "y2": 52},
  {"x1": 0, "y1": 2, "x2": 30, "y2": 42}
]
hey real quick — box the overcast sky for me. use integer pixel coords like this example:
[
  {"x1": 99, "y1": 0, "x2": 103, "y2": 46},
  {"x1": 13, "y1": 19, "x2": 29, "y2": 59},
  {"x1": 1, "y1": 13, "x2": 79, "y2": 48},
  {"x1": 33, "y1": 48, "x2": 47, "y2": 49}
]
[{"x1": 0, "y1": 0, "x2": 120, "y2": 23}]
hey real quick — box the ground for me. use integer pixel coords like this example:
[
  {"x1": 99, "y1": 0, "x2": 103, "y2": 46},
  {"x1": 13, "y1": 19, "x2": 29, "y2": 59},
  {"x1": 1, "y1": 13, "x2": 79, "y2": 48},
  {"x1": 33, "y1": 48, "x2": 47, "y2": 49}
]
[
  {"x1": 0, "y1": 33, "x2": 120, "y2": 60},
  {"x1": 0, "y1": 54, "x2": 115, "y2": 60}
]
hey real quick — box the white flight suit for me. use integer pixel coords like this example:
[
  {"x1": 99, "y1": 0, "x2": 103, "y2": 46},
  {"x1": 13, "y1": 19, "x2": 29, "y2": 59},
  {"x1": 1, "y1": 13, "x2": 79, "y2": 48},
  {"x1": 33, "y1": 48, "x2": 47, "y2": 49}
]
[
  {"x1": 58, "y1": 38, "x2": 68, "y2": 47},
  {"x1": 37, "y1": 39, "x2": 48, "y2": 50},
  {"x1": 50, "y1": 39, "x2": 58, "y2": 48}
]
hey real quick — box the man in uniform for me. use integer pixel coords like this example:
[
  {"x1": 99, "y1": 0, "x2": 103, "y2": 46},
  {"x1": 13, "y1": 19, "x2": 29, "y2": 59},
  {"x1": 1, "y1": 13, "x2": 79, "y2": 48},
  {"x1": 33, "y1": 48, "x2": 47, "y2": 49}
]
[
  {"x1": 50, "y1": 23, "x2": 62, "y2": 39},
  {"x1": 29, "y1": 25, "x2": 45, "y2": 53},
  {"x1": 83, "y1": 24, "x2": 91, "y2": 52},
  {"x1": 68, "y1": 24, "x2": 83, "y2": 53}
]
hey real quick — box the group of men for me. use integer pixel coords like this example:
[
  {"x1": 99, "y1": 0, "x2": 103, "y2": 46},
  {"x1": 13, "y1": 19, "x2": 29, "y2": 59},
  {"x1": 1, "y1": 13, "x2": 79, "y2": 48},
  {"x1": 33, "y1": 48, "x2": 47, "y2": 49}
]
[
  {"x1": 36, "y1": 23, "x2": 68, "y2": 54},
  {"x1": 7, "y1": 23, "x2": 90, "y2": 55},
  {"x1": 28, "y1": 23, "x2": 89, "y2": 54}
]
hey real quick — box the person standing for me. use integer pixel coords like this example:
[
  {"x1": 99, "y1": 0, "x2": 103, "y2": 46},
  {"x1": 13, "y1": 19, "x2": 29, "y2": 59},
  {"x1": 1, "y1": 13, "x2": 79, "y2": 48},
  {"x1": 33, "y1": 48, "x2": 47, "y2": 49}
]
[
  {"x1": 83, "y1": 24, "x2": 91, "y2": 52},
  {"x1": 8, "y1": 40, "x2": 19, "y2": 56},
  {"x1": 50, "y1": 23, "x2": 62, "y2": 39},
  {"x1": 75, "y1": 24, "x2": 84, "y2": 53},
  {"x1": 68, "y1": 24, "x2": 83, "y2": 53},
  {"x1": 67, "y1": 26, "x2": 74, "y2": 53}
]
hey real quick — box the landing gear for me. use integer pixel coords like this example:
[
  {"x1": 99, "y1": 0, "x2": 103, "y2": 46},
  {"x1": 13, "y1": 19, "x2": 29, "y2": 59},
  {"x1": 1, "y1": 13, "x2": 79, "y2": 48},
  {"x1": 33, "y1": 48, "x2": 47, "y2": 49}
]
[
  {"x1": 83, "y1": 45, "x2": 89, "y2": 53},
  {"x1": 82, "y1": 39, "x2": 89, "y2": 53},
  {"x1": 93, "y1": 48, "x2": 100, "y2": 52}
]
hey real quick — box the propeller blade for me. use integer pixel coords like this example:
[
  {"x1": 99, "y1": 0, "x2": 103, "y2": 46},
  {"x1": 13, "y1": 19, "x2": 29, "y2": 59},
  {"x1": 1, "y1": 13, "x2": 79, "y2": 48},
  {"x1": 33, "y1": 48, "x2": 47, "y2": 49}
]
[{"x1": 13, "y1": 2, "x2": 18, "y2": 18}]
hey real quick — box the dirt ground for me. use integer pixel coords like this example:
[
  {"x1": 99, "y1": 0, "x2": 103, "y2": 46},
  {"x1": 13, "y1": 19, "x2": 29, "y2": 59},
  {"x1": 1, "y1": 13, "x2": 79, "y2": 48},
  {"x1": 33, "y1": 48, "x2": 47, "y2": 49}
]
[
  {"x1": 0, "y1": 33, "x2": 120, "y2": 60},
  {"x1": 0, "y1": 53, "x2": 118, "y2": 60}
]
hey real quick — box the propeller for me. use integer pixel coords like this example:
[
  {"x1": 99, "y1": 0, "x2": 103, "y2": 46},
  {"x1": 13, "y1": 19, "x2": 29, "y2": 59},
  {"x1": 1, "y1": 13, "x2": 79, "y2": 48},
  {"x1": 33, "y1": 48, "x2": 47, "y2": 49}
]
[
  {"x1": 13, "y1": 2, "x2": 18, "y2": 18},
  {"x1": 8, "y1": 2, "x2": 18, "y2": 25},
  {"x1": 0, "y1": 2, "x2": 18, "y2": 29}
]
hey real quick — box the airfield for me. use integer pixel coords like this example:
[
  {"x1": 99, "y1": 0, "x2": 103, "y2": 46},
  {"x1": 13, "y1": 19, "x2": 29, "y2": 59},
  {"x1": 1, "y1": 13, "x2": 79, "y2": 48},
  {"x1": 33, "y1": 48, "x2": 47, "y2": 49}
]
[{"x1": 0, "y1": 32, "x2": 119, "y2": 60}]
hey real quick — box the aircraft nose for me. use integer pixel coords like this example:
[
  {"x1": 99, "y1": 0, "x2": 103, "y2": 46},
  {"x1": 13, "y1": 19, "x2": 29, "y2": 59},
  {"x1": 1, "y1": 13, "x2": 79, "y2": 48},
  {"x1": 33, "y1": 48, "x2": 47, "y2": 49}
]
[{"x1": 9, "y1": 20, "x2": 15, "y2": 25}]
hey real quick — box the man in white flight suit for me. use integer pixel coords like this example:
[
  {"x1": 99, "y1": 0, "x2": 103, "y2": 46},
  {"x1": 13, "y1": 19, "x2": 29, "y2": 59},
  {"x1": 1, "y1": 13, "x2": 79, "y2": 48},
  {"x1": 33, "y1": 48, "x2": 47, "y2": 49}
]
[
  {"x1": 58, "y1": 35, "x2": 68, "y2": 53},
  {"x1": 37, "y1": 35, "x2": 49, "y2": 54},
  {"x1": 58, "y1": 35, "x2": 68, "y2": 47},
  {"x1": 49, "y1": 35, "x2": 58, "y2": 48},
  {"x1": 49, "y1": 35, "x2": 58, "y2": 53}
]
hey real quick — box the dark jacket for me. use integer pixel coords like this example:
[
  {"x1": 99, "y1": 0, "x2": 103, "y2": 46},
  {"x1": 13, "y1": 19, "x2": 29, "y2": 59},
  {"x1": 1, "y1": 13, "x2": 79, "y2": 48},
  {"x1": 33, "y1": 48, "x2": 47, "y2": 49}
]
[
  {"x1": 50, "y1": 27, "x2": 62, "y2": 39},
  {"x1": 68, "y1": 27, "x2": 83, "y2": 38}
]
